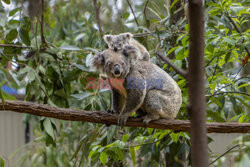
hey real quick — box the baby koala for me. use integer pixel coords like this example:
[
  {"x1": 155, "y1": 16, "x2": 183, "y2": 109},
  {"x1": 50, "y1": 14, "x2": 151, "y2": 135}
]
[{"x1": 103, "y1": 32, "x2": 150, "y2": 61}]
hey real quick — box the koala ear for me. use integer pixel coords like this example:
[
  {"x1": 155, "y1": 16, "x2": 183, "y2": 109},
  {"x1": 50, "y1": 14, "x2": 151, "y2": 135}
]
[
  {"x1": 123, "y1": 32, "x2": 133, "y2": 40},
  {"x1": 91, "y1": 52, "x2": 105, "y2": 71},
  {"x1": 103, "y1": 35, "x2": 112, "y2": 44}
]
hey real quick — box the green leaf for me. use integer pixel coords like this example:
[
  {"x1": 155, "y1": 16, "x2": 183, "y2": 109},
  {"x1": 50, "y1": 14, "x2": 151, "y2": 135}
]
[
  {"x1": 59, "y1": 45, "x2": 81, "y2": 51},
  {"x1": 43, "y1": 118, "x2": 55, "y2": 140},
  {"x1": 0, "y1": 157, "x2": 4, "y2": 167},
  {"x1": 5, "y1": 29, "x2": 18, "y2": 42},
  {"x1": 2, "y1": 0, "x2": 10, "y2": 5},
  {"x1": 122, "y1": 134, "x2": 129, "y2": 142},
  {"x1": 19, "y1": 28, "x2": 30, "y2": 46},
  {"x1": 99, "y1": 152, "x2": 108, "y2": 165},
  {"x1": 9, "y1": 7, "x2": 21, "y2": 17},
  {"x1": 123, "y1": 12, "x2": 130, "y2": 20},
  {"x1": 207, "y1": 110, "x2": 225, "y2": 122},
  {"x1": 71, "y1": 92, "x2": 93, "y2": 100},
  {"x1": 129, "y1": 147, "x2": 136, "y2": 166},
  {"x1": 166, "y1": 47, "x2": 177, "y2": 56}
]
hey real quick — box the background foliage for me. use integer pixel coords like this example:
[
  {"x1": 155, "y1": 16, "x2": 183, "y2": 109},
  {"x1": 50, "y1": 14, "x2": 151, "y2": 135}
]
[{"x1": 0, "y1": 0, "x2": 249, "y2": 166}]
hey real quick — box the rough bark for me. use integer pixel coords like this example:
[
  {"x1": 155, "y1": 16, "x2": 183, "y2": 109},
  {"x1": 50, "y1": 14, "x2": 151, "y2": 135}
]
[
  {"x1": 188, "y1": 0, "x2": 208, "y2": 166},
  {"x1": 0, "y1": 100, "x2": 250, "y2": 133}
]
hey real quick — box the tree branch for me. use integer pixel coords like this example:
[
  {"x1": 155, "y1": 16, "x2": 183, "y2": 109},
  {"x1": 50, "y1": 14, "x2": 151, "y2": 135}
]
[
  {"x1": 143, "y1": 0, "x2": 150, "y2": 24},
  {"x1": 40, "y1": 0, "x2": 46, "y2": 46},
  {"x1": 155, "y1": 51, "x2": 188, "y2": 79},
  {"x1": 126, "y1": 0, "x2": 139, "y2": 27},
  {"x1": 226, "y1": 15, "x2": 250, "y2": 56},
  {"x1": 1, "y1": 100, "x2": 250, "y2": 133},
  {"x1": 0, "y1": 44, "x2": 32, "y2": 49},
  {"x1": 93, "y1": 0, "x2": 103, "y2": 37},
  {"x1": 207, "y1": 91, "x2": 250, "y2": 97},
  {"x1": 209, "y1": 144, "x2": 239, "y2": 165}
]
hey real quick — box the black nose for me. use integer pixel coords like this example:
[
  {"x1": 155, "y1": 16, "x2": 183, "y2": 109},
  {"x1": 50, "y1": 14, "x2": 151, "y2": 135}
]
[
  {"x1": 114, "y1": 65, "x2": 120, "y2": 75},
  {"x1": 114, "y1": 47, "x2": 118, "y2": 51}
]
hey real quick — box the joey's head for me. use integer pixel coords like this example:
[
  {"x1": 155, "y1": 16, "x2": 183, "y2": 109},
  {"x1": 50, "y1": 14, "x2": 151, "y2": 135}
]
[{"x1": 103, "y1": 33, "x2": 133, "y2": 52}]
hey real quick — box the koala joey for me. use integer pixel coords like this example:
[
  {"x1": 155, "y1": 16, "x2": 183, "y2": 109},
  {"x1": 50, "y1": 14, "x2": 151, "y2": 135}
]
[
  {"x1": 91, "y1": 46, "x2": 182, "y2": 126},
  {"x1": 103, "y1": 32, "x2": 150, "y2": 61}
]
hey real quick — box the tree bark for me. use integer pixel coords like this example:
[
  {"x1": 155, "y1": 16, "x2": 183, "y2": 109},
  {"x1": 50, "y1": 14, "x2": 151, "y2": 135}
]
[
  {"x1": 0, "y1": 100, "x2": 250, "y2": 133},
  {"x1": 188, "y1": 0, "x2": 208, "y2": 167}
]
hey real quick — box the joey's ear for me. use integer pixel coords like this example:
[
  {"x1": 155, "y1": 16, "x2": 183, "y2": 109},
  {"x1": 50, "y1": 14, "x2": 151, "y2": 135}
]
[
  {"x1": 122, "y1": 32, "x2": 133, "y2": 41},
  {"x1": 103, "y1": 35, "x2": 112, "y2": 44},
  {"x1": 91, "y1": 52, "x2": 105, "y2": 71}
]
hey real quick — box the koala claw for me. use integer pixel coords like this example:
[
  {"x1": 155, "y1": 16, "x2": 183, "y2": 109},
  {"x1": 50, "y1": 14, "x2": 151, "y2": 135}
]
[
  {"x1": 107, "y1": 109, "x2": 114, "y2": 114},
  {"x1": 118, "y1": 116, "x2": 128, "y2": 126},
  {"x1": 143, "y1": 117, "x2": 152, "y2": 126}
]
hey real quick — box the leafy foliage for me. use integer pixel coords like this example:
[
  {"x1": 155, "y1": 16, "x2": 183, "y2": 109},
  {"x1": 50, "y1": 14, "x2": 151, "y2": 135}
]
[{"x1": 0, "y1": 0, "x2": 249, "y2": 166}]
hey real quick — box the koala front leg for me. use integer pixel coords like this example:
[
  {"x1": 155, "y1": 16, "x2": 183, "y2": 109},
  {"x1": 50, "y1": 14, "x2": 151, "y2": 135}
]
[
  {"x1": 111, "y1": 89, "x2": 125, "y2": 114},
  {"x1": 118, "y1": 84, "x2": 146, "y2": 126}
]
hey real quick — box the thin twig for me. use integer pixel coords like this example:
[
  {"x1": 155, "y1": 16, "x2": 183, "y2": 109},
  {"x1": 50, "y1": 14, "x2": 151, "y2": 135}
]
[
  {"x1": 127, "y1": 131, "x2": 173, "y2": 149},
  {"x1": 126, "y1": 0, "x2": 139, "y2": 27},
  {"x1": 93, "y1": 0, "x2": 103, "y2": 37},
  {"x1": 143, "y1": 0, "x2": 150, "y2": 24},
  {"x1": 212, "y1": 77, "x2": 250, "y2": 94},
  {"x1": 40, "y1": 0, "x2": 46, "y2": 46},
  {"x1": 225, "y1": 15, "x2": 249, "y2": 56},
  {"x1": 205, "y1": 56, "x2": 217, "y2": 67},
  {"x1": 209, "y1": 144, "x2": 239, "y2": 165},
  {"x1": 207, "y1": 91, "x2": 250, "y2": 97},
  {"x1": 155, "y1": 51, "x2": 188, "y2": 79},
  {"x1": 209, "y1": 57, "x2": 219, "y2": 82},
  {"x1": 133, "y1": 32, "x2": 153, "y2": 38},
  {"x1": 0, "y1": 44, "x2": 31, "y2": 49}
]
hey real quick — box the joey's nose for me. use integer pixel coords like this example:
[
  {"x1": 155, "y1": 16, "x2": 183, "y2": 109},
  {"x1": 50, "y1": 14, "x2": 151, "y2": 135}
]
[
  {"x1": 114, "y1": 65, "x2": 120, "y2": 75},
  {"x1": 114, "y1": 47, "x2": 118, "y2": 51}
]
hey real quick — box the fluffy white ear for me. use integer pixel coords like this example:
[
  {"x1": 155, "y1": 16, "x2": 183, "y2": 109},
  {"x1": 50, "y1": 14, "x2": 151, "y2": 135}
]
[
  {"x1": 103, "y1": 35, "x2": 112, "y2": 44},
  {"x1": 91, "y1": 52, "x2": 105, "y2": 72}
]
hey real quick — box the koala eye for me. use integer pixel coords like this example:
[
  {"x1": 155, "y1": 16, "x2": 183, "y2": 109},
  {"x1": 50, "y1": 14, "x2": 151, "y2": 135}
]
[
  {"x1": 118, "y1": 43, "x2": 122, "y2": 47},
  {"x1": 107, "y1": 62, "x2": 112, "y2": 67},
  {"x1": 111, "y1": 44, "x2": 114, "y2": 48},
  {"x1": 121, "y1": 62, "x2": 125, "y2": 66}
]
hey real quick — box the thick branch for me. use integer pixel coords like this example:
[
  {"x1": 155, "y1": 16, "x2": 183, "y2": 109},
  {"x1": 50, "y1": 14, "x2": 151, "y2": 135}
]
[
  {"x1": 155, "y1": 51, "x2": 188, "y2": 79},
  {"x1": 93, "y1": 0, "x2": 103, "y2": 37},
  {"x1": 1, "y1": 100, "x2": 250, "y2": 133},
  {"x1": 40, "y1": 0, "x2": 46, "y2": 46}
]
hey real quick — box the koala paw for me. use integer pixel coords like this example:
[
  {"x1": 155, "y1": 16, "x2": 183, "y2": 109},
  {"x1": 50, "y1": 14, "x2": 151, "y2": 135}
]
[
  {"x1": 118, "y1": 115, "x2": 129, "y2": 126},
  {"x1": 123, "y1": 45, "x2": 137, "y2": 54},
  {"x1": 107, "y1": 109, "x2": 114, "y2": 114},
  {"x1": 142, "y1": 117, "x2": 152, "y2": 126}
]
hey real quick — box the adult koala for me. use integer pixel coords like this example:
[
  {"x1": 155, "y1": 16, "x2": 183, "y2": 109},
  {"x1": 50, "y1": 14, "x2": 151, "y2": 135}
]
[{"x1": 91, "y1": 45, "x2": 182, "y2": 126}]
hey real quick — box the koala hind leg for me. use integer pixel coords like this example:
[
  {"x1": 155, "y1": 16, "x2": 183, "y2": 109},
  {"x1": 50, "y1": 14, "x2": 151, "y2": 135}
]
[
  {"x1": 143, "y1": 90, "x2": 163, "y2": 125},
  {"x1": 143, "y1": 90, "x2": 177, "y2": 125}
]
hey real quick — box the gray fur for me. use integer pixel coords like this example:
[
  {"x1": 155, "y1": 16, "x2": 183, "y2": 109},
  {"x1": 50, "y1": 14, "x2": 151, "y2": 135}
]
[
  {"x1": 103, "y1": 32, "x2": 150, "y2": 61},
  {"x1": 91, "y1": 46, "x2": 182, "y2": 126}
]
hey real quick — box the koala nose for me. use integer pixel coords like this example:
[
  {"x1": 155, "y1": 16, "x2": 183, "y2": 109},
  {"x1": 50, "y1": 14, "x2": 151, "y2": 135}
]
[
  {"x1": 114, "y1": 65, "x2": 120, "y2": 75},
  {"x1": 114, "y1": 47, "x2": 118, "y2": 51}
]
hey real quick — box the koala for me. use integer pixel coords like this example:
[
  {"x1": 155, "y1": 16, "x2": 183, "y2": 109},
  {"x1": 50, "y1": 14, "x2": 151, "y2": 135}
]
[
  {"x1": 103, "y1": 32, "x2": 150, "y2": 61},
  {"x1": 91, "y1": 46, "x2": 182, "y2": 126}
]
